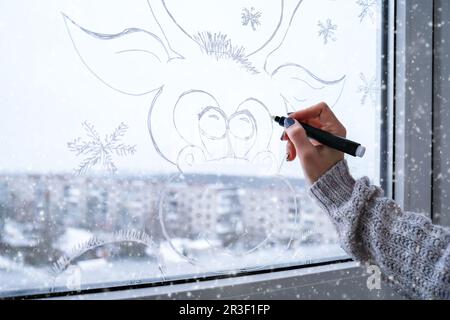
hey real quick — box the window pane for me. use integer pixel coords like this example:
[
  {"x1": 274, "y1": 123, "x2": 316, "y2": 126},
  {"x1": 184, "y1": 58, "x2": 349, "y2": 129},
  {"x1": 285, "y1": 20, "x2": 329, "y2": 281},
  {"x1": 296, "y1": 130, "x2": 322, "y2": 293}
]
[{"x1": 0, "y1": 0, "x2": 383, "y2": 296}]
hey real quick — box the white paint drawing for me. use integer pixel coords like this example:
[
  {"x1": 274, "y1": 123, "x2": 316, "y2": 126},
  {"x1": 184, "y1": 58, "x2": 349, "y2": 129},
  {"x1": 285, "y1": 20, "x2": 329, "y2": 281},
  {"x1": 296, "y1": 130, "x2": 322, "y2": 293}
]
[
  {"x1": 62, "y1": 0, "x2": 346, "y2": 174},
  {"x1": 356, "y1": 0, "x2": 378, "y2": 23},
  {"x1": 62, "y1": 0, "x2": 346, "y2": 266},
  {"x1": 52, "y1": 229, "x2": 166, "y2": 279},
  {"x1": 241, "y1": 7, "x2": 262, "y2": 31},
  {"x1": 318, "y1": 19, "x2": 337, "y2": 44},
  {"x1": 357, "y1": 73, "x2": 380, "y2": 106},
  {"x1": 158, "y1": 173, "x2": 299, "y2": 266},
  {"x1": 68, "y1": 121, "x2": 136, "y2": 175}
]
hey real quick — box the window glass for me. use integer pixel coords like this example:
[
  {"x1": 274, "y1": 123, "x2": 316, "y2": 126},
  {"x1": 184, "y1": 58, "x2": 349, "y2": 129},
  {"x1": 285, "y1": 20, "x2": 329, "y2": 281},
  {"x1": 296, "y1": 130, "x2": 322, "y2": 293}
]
[{"x1": 0, "y1": 0, "x2": 383, "y2": 296}]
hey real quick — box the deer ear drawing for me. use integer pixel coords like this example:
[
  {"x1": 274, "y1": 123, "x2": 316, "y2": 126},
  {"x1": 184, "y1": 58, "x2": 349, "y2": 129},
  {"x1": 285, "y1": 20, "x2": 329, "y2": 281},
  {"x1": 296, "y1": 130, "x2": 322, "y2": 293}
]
[
  {"x1": 62, "y1": 13, "x2": 171, "y2": 96},
  {"x1": 272, "y1": 63, "x2": 346, "y2": 112}
]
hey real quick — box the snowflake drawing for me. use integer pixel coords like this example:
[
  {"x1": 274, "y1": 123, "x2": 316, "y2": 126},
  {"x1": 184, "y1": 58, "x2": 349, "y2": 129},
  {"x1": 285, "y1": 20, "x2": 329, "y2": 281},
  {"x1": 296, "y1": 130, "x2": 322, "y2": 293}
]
[
  {"x1": 68, "y1": 121, "x2": 136, "y2": 175},
  {"x1": 357, "y1": 73, "x2": 380, "y2": 106},
  {"x1": 356, "y1": 0, "x2": 378, "y2": 23},
  {"x1": 241, "y1": 7, "x2": 262, "y2": 31},
  {"x1": 318, "y1": 19, "x2": 337, "y2": 45}
]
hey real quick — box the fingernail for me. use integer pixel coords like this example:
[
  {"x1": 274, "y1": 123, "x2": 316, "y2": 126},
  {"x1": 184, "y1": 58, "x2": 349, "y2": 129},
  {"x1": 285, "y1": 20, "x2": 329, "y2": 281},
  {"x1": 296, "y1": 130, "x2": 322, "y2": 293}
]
[
  {"x1": 280, "y1": 132, "x2": 285, "y2": 140},
  {"x1": 286, "y1": 153, "x2": 290, "y2": 161},
  {"x1": 287, "y1": 112, "x2": 294, "y2": 115},
  {"x1": 284, "y1": 118, "x2": 295, "y2": 129}
]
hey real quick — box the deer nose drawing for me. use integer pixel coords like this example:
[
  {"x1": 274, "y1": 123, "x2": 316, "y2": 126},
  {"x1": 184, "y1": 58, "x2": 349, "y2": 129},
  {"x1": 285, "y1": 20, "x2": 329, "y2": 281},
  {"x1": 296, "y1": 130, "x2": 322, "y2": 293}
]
[{"x1": 198, "y1": 106, "x2": 257, "y2": 160}]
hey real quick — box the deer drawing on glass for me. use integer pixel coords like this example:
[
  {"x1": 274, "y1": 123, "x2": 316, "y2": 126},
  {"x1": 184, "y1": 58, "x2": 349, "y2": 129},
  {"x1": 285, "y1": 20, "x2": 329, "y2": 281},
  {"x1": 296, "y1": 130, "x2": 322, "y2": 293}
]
[{"x1": 62, "y1": 0, "x2": 345, "y2": 265}]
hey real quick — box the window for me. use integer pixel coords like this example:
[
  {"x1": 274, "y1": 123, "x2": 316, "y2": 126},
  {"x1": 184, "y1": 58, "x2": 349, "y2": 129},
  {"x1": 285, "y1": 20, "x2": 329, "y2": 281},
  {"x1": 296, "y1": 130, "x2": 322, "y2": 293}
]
[{"x1": 0, "y1": 0, "x2": 384, "y2": 298}]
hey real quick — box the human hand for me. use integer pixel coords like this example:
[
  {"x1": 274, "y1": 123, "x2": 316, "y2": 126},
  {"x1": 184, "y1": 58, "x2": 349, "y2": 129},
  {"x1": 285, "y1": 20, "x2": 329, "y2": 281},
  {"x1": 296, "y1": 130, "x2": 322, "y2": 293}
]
[{"x1": 282, "y1": 102, "x2": 346, "y2": 184}]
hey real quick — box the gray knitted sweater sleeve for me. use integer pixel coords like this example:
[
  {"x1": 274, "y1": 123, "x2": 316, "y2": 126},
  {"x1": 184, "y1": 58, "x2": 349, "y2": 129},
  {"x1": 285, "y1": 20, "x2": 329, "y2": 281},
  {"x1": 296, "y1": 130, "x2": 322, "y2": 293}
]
[{"x1": 308, "y1": 160, "x2": 450, "y2": 300}]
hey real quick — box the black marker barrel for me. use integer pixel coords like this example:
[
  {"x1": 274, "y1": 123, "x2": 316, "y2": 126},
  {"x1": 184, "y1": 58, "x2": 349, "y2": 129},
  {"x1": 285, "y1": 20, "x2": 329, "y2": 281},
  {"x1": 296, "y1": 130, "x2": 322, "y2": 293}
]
[{"x1": 273, "y1": 116, "x2": 366, "y2": 158}]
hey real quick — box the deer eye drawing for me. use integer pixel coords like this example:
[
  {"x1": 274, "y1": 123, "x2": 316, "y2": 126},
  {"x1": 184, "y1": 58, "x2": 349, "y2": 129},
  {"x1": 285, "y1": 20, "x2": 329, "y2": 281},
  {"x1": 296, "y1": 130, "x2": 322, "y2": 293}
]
[
  {"x1": 198, "y1": 107, "x2": 228, "y2": 140},
  {"x1": 229, "y1": 111, "x2": 256, "y2": 142}
]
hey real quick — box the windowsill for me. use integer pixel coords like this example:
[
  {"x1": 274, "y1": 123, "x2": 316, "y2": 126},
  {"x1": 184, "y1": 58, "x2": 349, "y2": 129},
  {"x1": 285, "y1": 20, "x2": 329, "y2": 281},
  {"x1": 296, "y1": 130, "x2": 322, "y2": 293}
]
[{"x1": 44, "y1": 260, "x2": 401, "y2": 300}]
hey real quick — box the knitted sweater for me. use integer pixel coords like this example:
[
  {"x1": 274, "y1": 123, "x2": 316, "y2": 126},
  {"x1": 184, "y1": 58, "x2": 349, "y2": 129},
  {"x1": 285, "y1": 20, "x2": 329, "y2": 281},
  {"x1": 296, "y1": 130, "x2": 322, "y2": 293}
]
[{"x1": 308, "y1": 160, "x2": 450, "y2": 300}]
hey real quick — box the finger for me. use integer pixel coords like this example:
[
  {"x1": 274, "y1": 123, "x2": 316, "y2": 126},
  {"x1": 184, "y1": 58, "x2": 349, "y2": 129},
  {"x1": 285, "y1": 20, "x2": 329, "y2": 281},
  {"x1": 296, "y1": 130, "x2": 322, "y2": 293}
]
[
  {"x1": 302, "y1": 118, "x2": 323, "y2": 129},
  {"x1": 285, "y1": 129, "x2": 320, "y2": 148},
  {"x1": 290, "y1": 102, "x2": 339, "y2": 124},
  {"x1": 284, "y1": 118, "x2": 315, "y2": 157},
  {"x1": 289, "y1": 112, "x2": 323, "y2": 129},
  {"x1": 289, "y1": 102, "x2": 346, "y2": 137},
  {"x1": 286, "y1": 140, "x2": 296, "y2": 161},
  {"x1": 310, "y1": 139, "x2": 322, "y2": 147}
]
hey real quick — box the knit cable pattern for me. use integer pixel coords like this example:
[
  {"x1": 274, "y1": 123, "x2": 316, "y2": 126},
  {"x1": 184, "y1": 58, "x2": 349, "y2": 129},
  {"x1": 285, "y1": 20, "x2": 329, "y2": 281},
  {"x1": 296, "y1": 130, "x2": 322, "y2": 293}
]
[{"x1": 309, "y1": 160, "x2": 450, "y2": 300}]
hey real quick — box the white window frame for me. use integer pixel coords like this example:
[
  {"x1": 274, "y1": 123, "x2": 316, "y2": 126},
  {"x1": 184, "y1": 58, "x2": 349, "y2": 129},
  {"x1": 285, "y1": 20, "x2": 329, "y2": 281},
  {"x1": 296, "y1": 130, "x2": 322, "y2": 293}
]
[{"x1": 25, "y1": 0, "x2": 441, "y2": 300}]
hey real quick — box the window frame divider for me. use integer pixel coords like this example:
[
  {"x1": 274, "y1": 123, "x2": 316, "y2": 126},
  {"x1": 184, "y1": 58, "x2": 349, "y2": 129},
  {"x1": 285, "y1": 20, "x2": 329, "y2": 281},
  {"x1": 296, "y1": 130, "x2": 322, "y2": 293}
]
[{"x1": 393, "y1": 0, "x2": 435, "y2": 217}]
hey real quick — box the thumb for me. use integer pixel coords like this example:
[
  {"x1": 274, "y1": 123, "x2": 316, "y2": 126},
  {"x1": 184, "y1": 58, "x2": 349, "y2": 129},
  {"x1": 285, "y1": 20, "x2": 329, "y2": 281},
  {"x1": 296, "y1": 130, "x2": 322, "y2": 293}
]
[{"x1": 284, "y1": 118, "x2": 315, "y2": 157}]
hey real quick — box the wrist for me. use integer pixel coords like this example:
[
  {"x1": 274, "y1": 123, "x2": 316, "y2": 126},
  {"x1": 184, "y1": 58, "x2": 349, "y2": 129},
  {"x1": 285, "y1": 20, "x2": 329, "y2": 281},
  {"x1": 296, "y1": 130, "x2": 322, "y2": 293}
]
[
  {"x1": 306, "y1": 154, "x2": 345, "y2": 184},
  {"x1": 308, "y1": 159, "x2": 355, "y2": 212}
]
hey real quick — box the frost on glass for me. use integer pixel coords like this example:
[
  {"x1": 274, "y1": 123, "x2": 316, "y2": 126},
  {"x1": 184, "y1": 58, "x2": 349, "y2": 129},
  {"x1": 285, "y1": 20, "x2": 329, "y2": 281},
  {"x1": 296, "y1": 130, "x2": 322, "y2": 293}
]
[{"x1": 0, "y1": 0, "x2": 382, "y2": 296}]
